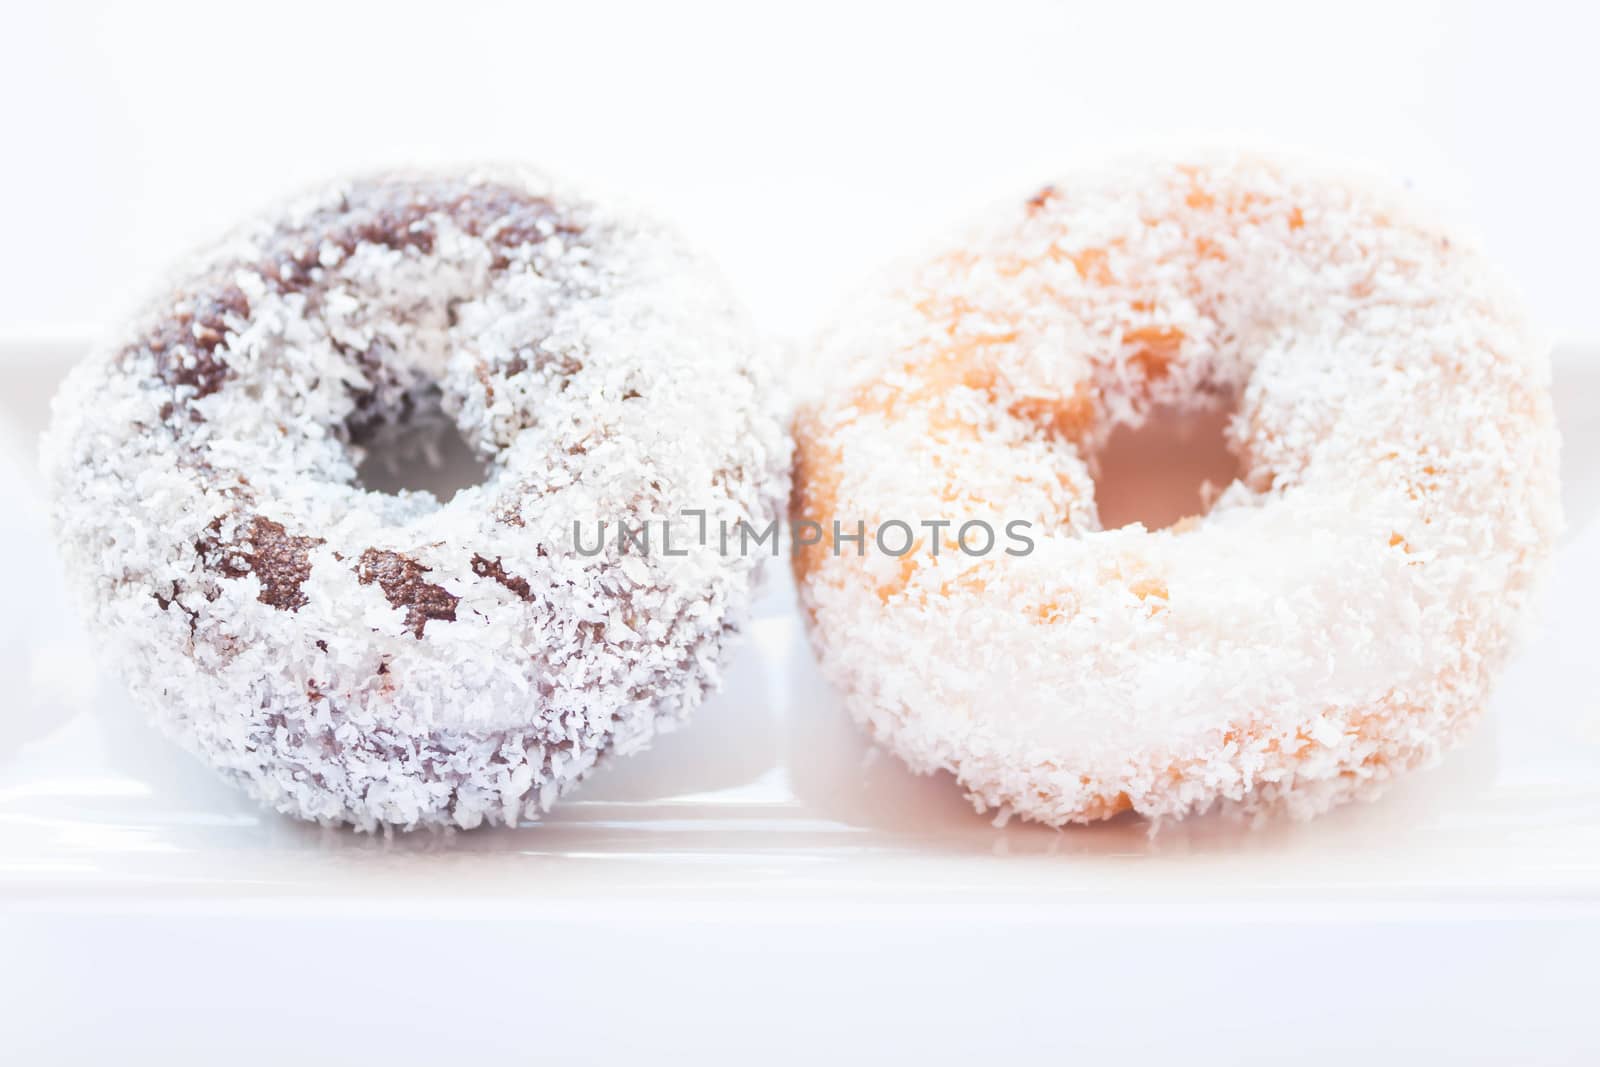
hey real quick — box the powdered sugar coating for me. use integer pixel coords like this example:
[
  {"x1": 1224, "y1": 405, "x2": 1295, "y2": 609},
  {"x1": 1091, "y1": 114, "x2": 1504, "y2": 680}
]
[
  {"x1": 43, "y1": 168, "x2": 790, "y2": 830},
  {"x1": 793, "y1": 152, "x2": 1560, "y2": 825}
]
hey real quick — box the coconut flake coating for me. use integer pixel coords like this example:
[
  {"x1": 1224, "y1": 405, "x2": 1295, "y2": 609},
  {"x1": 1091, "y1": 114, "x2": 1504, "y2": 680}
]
[
  {"x1": 43, "y1": 168, "x2": 789, "y2": 830},
  {"x1": 793, "y1": 153, "x2": 1560, "y2": 826}
]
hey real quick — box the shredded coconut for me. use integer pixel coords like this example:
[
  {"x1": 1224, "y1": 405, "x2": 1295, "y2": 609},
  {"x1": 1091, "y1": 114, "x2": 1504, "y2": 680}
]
[
  {"x1": 793, "y1": 152, "x2": 1561, "y2": 825},
  {"x1": 42, "y1": 168, "x2": 790, "y2": 831}
]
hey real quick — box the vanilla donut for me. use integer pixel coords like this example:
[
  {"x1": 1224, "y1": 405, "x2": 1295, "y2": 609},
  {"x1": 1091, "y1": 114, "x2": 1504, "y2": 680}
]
[
  {"x1": 793, "y1": 154, "x2": 1560, "y2": 825},
  {"x1": 44, "y1": 169, "x2": 788, "y2": 830}
]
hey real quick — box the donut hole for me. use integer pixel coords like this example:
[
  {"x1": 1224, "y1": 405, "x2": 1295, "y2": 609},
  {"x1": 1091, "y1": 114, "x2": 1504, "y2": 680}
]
[
  {"x1": 352, "y1": 385, "x2": 490, "y2": 501},
  {"x1": 1091, "y1": 401, "x2": 1241, "y2": 530}
]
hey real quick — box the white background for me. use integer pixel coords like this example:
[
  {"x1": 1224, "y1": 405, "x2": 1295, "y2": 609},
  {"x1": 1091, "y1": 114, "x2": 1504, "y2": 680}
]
[{"x1": 2, "y1": 0, "x2": 1596, "y2": 344}]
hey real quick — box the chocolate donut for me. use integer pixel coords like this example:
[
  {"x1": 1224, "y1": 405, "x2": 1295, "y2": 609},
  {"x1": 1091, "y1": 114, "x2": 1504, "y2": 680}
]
[{"x1": 44, "y1": 169, "x2": 789, "y2": 830}]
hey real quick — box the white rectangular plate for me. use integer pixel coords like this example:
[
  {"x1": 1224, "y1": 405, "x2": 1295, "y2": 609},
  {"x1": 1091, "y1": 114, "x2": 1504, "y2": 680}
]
[{"x1": 2, "y1": 341, "x2": 1597, "y2": 1064}]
